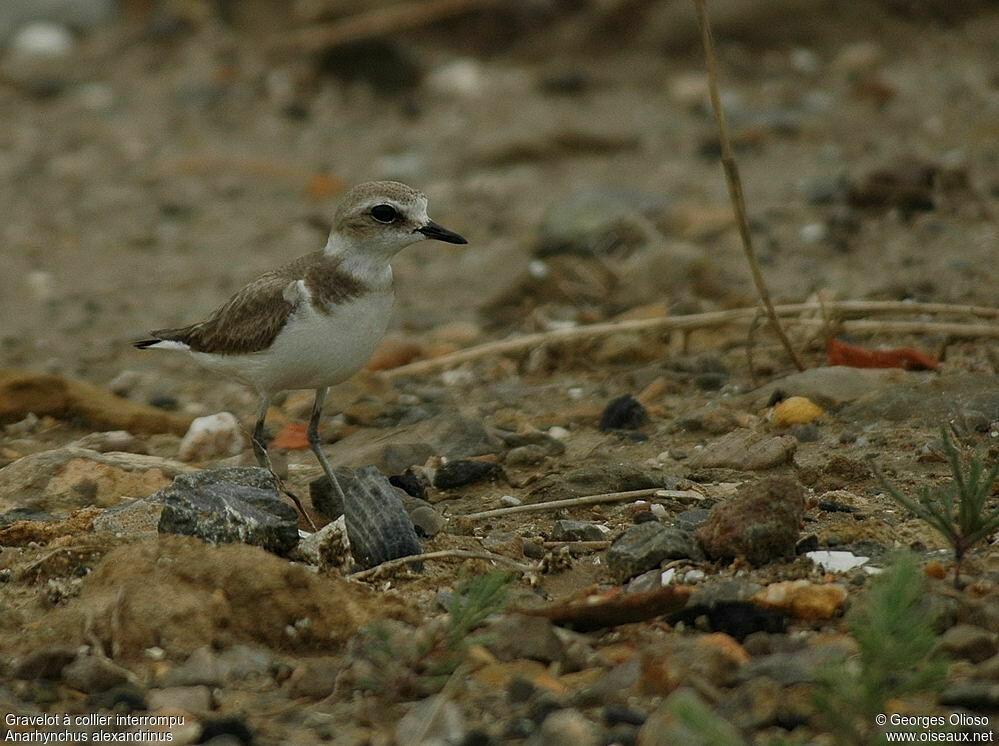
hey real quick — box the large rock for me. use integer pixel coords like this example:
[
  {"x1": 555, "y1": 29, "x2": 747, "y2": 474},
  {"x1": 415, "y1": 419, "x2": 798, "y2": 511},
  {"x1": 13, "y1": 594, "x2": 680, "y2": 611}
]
[
  {"x1": 0, "y1": 447, "x2": 192, "y2": 514},
  {"x1": 606, "y1": 523, "x2": 701, "y2": 583},
  {"x1": 696, "y1": 478, "x2": 804, "y2": 565},
  {"x1": 152, "y1": 467, "x2": 299, "y2": 555}
]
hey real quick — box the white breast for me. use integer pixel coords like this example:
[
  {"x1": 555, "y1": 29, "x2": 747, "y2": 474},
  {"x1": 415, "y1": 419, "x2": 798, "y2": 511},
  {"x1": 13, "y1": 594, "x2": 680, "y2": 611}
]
[{"x1": 191, "y1": 289, "x2": 395, "y2": 394}]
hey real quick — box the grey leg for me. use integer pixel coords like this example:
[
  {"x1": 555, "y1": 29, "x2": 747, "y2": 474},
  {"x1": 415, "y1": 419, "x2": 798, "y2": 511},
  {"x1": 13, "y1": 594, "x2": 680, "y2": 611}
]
[
  {"x1": 308, "y1": 386, "x2": 346, "y2": 502},
  {"x1": 252, "y1": 392, "x2": 317, "y2": 530},
  {"x1": 251, "y1": 394, "x2": 272, "y2": 469}
]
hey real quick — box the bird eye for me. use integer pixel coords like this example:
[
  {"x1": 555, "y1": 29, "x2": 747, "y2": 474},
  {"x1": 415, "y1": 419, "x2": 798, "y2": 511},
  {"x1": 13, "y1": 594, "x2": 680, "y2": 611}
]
[{"x1": 370, "y1": 204, "x2": 398, "y2": 223}]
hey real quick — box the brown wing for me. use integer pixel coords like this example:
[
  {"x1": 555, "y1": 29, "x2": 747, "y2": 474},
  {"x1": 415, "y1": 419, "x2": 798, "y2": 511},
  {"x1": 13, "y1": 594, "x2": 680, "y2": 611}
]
[{"x1": 149, "y1": 254, "x2": 324, "y2": 354}]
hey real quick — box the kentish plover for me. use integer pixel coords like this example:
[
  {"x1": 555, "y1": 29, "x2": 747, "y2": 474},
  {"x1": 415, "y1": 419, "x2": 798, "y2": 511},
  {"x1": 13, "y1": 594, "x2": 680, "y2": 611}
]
[{"x1": 135, "y1": 180, "x2": 467, "y2": 508}]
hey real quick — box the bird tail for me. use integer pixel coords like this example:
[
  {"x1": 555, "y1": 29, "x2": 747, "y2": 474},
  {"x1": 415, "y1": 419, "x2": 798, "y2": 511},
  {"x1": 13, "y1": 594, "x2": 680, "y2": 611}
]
[{"x1": 133, "y1": 338, "x2": 162, "y2": 350}]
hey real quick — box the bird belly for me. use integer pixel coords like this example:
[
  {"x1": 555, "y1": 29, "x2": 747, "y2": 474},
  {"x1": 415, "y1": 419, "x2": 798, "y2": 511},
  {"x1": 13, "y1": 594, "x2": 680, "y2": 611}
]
[{"x1": 191, "y1": 291, "x2": 394, "y2": 394}]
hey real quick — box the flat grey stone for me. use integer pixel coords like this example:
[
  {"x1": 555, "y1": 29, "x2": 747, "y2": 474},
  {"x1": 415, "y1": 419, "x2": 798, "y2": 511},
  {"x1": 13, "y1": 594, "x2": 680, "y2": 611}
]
[{"x1": 606, "y1": 523, "x2": 700, "y2": 582}]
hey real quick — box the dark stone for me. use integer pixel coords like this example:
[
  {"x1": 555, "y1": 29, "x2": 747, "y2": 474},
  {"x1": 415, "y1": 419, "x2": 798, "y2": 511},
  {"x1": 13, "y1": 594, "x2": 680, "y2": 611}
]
[
  {"x1": 817, "y1": 500, "x2": 860, "y2": 513},
  {"x1": 11, "y1": 645, "x2": 77, "y2": 680},
  {"x1": 199, "y1": 715, "x2": 254, "y2": 745},
  {"x1": 389, "y1": 468, "x2": 428, "y2": 500},
  {"x1": 600, "y1": 395, "x2": 649, "y2": 432},
  {"x1": 87, "y1": 684, "x2": 147, "y2": 712},
  {"x1": 62, "y1": 656, "x2": 131, "y2": 694},
  {"x1": 606, "y1": 523, "x2": 701, "y2": 582},
  {"x1": 795, "y1": 534, "x2": 820, "y2": 554},
  {"x1": 670, "y1": 600, "x2": 788, "y2": 641},
  {"x1": 937, "y1": 624, "x2": 998, "y2": 664},
  {"x1": 508, "y1": 675, "x2": 535, "y2": 703},
  {"x1": 485, "y1": 615, "x2": 566, "y2": 664},
  {"x1": 552, "y1": 520, "x2": 606, "y2": 542},
  {"x1": 433, "y1": 459, "x2": 503, "y2": 489},
  {"x1": 337, "y1": 466, "x2": 422, "y2": 569},
  {"x1": 603, "y1": 704, "x2": 646, "y2": 726},
  {"x1": 155, "y1": 468, "x2": 299, "y2": 555},
  {"x1": 939, "y1": 681, "x2": 999, "y2": 709},
  {"x1": 317, "y1": 39, "x2": 421, "y2": 92}
]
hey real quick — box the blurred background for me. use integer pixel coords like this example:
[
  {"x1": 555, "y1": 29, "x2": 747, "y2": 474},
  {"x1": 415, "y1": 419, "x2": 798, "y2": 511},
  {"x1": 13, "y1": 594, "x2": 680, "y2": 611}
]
[{"x1": 1, "y1": 0, "x2": 996, "y2": 408}]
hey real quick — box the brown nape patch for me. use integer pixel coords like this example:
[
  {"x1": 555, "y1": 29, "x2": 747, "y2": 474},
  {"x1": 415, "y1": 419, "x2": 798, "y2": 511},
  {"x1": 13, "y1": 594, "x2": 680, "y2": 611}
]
[
  {"x1": 149, "y1": 252, "x2": 366, "y2": 354},
  {"x1": 11, "y1": 535, "x2": 417, "y2": 662},
  {"x1": 306, "y1": 259, "x2": 367, "y2": 310}
]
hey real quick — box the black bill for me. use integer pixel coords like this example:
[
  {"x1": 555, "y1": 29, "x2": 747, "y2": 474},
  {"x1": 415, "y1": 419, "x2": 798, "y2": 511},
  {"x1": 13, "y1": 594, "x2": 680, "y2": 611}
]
[{"x1": 416, "y1": 220, "x2": 467, "y2": 244}]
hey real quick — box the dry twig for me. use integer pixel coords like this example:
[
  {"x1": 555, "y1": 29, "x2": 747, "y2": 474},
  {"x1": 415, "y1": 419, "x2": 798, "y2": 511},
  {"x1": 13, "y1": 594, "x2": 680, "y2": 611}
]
[
  {"x1": 350, "y1": 549, "x2": 533, "y2": 580},
  {"x1": 382, "y1": 300, "x2": 999, "y2": 378},
  {"x1": 693, "y1": 0, "x2": 804, "y2": 371},
  {"x1": 463, "y1": 488, "x2": 700, "y2": 520}
]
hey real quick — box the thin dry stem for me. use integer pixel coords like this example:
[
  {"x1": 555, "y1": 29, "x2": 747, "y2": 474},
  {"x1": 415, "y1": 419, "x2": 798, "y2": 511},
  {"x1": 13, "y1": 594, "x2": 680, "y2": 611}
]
[
  {"x1": 694, "y1": 0, "x2": 804, "y2": 371},
  {"x1": 350, "y1": 549, "x2": 533, "y2": 580},
  {"x1": 382, "y1": 300, "x2": 999, "y2": 378},
  {"x1": 463, "y1": 488, "x2": 700, "y2": 520}
]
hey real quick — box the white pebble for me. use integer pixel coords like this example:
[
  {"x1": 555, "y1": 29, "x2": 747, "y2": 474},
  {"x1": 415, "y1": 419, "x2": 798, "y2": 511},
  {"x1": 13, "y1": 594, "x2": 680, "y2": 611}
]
[
  {"x1": 547, "y1": 426, "x2": 570, "y2": 441},
  {"x1": 178, "y1": 412, "x2": 245, "y2": 462},
  {"x1": 499, "y1": 495, "x2": 521, "y2": 507},
  {"x1": 650, "y1": 503, "x2": 667, "y2": 519},
  {"x1": 800, "y1": 223, "x2": 827, "y2": 243},
  {"x1": 426, "y1": 58, "x2": 484, "y2": 97},
  {"x1": 11, "y1": 22, "x2": 75, "y2": 58}
]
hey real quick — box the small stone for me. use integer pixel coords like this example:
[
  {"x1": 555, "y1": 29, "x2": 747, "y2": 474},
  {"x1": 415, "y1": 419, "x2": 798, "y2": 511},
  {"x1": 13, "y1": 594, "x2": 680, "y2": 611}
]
[
  {"x1": 752, "y1": 581, "x2": 848, "y2": 620},
  {"x1": 292, "y1": 517, "x2": 350, "y2": 570},
  {"x1": 805, "y1": 550, "x2": 869, "y2": 573},
  {"x1": 638, "y1": 689, "x2": 743, "y2": 746},
  {"x1": 686, "y1": 430, "x2": 797, "y2": 471},
  {"x1": 433, "y1": 459, "x2": 503, "y2": 489},
  {"x1": 600, "y1": 395, "x2": 649, "y2": 432},
  {"x1": 507, "y1": 444, "x2": 555, "y2": 466},
  {"x1": 93, "y1": 499, "x2": 164, "y2": 536},
  {"x1": 410, "y1": 505, "x2": 444, "y2": 537},
  {"x1": 154, "y1": 467, "x2": 299, "y2": 555},
  {"x1": 500, "y1": 495, "x2": 522, "y2": 507},
  {"x1": 10, "y1": 22, "x2": 75, "y2": 58},
  {"x1": 552, "y1": 520, "x2": 607, "y2": 542},
  {"x1": 937, "y1": 625, "x2": 998, "y2": 664},
  {"x1": 695, "y1": 478, "x2": 804, "y2": 565},
  {"x1": 486, "y1": 615, "x2": 566, "y2": 664},
  {"x1": 537, "y1": 709, "x2": 599, "y2": 746},
  {"x1": 673, "y1": 509, "x2": 710, "y2": 533},
  {"x1": 177, "y1": 412, "x2": 245, "y2": 462},
  {"x1": 147, "y1": 685, "x2": 212, "y2": 713},
  {"x1": 606, "y1": 523, "x2": 701, "y2": 583},
  {"x1": 62, "y1": 656, "x2": 131, "y2": 694}
]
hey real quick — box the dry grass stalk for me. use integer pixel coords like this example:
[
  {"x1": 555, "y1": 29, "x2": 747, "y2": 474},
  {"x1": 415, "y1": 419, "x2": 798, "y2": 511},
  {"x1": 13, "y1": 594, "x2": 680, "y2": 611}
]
[
  {"x1": 693, "y1": 0, "x2": 805, "y2": 371},
  {"x1": 462, "y1": 488, "x2": 700, "y2": 520},
  {"x1": 350, "y1": 549, "x2": 532, "y2": 580}
]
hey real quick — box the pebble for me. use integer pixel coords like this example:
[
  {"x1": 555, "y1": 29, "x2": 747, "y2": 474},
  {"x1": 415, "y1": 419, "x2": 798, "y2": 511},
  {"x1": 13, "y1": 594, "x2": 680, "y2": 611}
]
[
  {"x1": 673, "y1": 508, "x2": 710, "y2": 532},
  {"x1": 695, "y1": 478, "x2": 804, "y2": 565},
  {"x1": 286, "y1": 657, "x2": 339, "y2": 699},
  {"x1": 486, "y1": 615, "x2": 566, "y2": 664},
  {"x1": 9, "y1": 22, "x2": 74, "y2": 58},
  {"x1": 552, "y1": 520, "x2": 607, "y2": 542},
  {"x1": 686, "y1": 430, "x2": 797, "y2": 471},
  {"x1": 147, "y1": 686, "x2": 212, "y2": 714},
  {"x1": 153, "y1": 467, "x2": 299, "y2": 555},
  {"x1": 292, "y1": 517, "x2": 350, "y2": 570},
  {"x1": 177, "y1": 412, "x2": 245, "y2": 462},
  {"x1": 599, "y1": 394, "x2": 649, "y2": 432},
  {"x1": 806, "y1": 550, "x2": 870, "y2": 573},
  {"x1": 752, "y1": 581, "x2": 848, "y2": 620},
  {"x1": 71, "y1": 430, "x2": 149, "y2": 455},
  {"x1": 500, "y1": 495, "x2": 522, "y2": 507},
  {"x1": 606, "y1": 523, "x2": 701, "y2": 583},
  {"x1": 937, "y1": 624, "x2": 998, "y2": 664},
  {"x1": 394, "y1": 694, "x2": 466, "y2": 746},
  {"x1": 535, "y1": 709, "x2": 599, "y2": 746}
]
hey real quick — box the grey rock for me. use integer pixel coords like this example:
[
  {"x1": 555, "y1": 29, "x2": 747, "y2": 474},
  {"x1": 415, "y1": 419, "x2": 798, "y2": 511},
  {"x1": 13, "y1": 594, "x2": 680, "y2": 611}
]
[
  {"x1": 507, "y1": 444, "x2": 558, "y2": 466},
  {"x1": 674, "y1": 508, "x2": 710, "y2": 532},
  {"x1": 552, "y1": 520, "x2": 607, "y2": 542},
  {"x1": 62, "y1": 656, "x2": 131, "y2": 693},
  {"x1": 485, "y1": 615, "x2": 566, "y2": 664},
  {"x1": 937, "y1": 624, "x2": 998, "y2": 664},
  {"x1": 638, "y1": 688, "x2": 743, "y2": 746},
  {"x1": 147, "y1": 685, "x2": 212, "y2": 713},
  {"x1": 410, "y1": 505, "x2": 444, "y2": 538},
  {"x1": 686, "y1": 430, "x2": 797, "y2": 471},
  {"x1": 749, "y1": 366, "x2": 903, "y2": 410},
  {"x1": 839, "y1": 374, "x2": 999, "y2": 424},
  {"x1": 717, "y1": 675, "x2": 781, "y2": 730},
  {"x1": 287, "y1": 657, "x2": 339, "y2": 699},
  {"x1": 159, "y1": 645, "x2": 275, "y2": 688},
  {"x1": 154, "y1": 467, "x2": 299, "y2": 555},
  {"x1": 0, "y1": 508, "x2": 55, "y2": 528},
  {"x1": 606, "y1": 523, "x2": 701, "y2": 582}
]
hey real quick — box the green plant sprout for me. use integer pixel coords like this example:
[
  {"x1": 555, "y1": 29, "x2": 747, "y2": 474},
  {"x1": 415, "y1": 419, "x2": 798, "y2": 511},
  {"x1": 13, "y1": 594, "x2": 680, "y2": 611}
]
[
  {"x1": 871, "y1": 427, "x2": 999, "y2": 587},
  {"x1": 814, "y1": 553, "x2": 947, "y2": 745}
]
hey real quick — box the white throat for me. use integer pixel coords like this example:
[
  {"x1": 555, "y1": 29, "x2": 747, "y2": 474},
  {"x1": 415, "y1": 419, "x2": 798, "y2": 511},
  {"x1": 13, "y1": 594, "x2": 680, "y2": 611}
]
[{"x1": 323, "y1": 232, "x2": 395, "y2": 289}]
